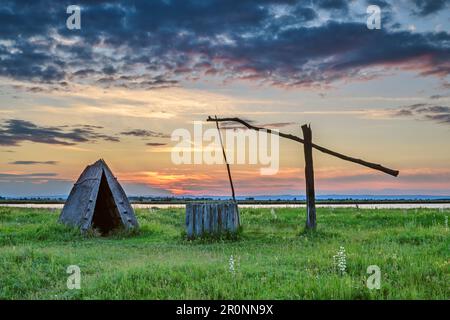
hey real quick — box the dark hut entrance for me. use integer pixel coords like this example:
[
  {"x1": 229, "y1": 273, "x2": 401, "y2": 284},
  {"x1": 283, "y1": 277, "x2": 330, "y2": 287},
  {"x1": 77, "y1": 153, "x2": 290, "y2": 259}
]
[{"x1": 92, "y1": 172, "x2": 122, "y2": 235}]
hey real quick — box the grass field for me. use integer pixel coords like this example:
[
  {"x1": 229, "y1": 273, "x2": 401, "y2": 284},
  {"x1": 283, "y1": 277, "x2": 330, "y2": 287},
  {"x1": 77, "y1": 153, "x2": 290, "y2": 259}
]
[{"x1": 0, "y1": 206, "x2": 448, "y2": 299}]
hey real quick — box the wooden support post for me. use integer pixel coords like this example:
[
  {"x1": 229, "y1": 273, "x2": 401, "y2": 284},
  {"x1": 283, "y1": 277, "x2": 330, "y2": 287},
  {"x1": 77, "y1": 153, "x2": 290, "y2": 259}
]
[{"x1": 302, "y1": 124, "x2": 316, "y2": 229}]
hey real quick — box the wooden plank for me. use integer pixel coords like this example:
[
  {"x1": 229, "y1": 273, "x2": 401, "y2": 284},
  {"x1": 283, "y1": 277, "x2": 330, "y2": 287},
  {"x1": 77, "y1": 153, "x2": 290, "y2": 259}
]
[
  {"x1": 204, "y1": 203, "x2": 210, "y2": 234},
  {"x1": 233, "y1": 203, "x2": 240, "y2": 230},
  {"x1": 211, "y1": 203, "x2": 215, "y2": 232},
  {"x1": 225, "y1": 202, "x2": 230, "y2": 231},
  {"x1": 302, "y1": 124, "x2": 316, "y2": 229},
  {"x1": 194, "y1": 204, "x2": 203, "y2": 236},
  {"x1": 220, "y1": 204, "x2": 227, "y2": 232},
  {"x1": 186, "y1": 203, "x2": 193, "y2": 238},
  {"x1": 212, "y1": 203, "x2": 218, "y2": 233},
  {"x1": 228, "y1": 203, "x2": 236, "y2": 232}
]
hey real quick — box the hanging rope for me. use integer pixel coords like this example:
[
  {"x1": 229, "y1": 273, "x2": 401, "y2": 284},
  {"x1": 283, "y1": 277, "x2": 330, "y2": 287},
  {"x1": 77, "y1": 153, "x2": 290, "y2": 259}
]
[{"x1": 214, "y1": 115, "x2": 236, "y2": 202}]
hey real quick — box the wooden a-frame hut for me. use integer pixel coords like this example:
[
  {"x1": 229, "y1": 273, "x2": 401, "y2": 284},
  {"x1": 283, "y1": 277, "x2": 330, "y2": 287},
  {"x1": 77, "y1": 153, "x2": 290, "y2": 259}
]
[{"x1": 59, "y1": 159, "x2": 139, "y2": 234}]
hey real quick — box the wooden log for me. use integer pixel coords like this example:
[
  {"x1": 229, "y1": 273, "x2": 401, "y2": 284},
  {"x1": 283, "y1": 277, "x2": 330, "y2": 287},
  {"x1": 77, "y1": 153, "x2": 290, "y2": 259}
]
[
  {"x1": 302, "y1": 124, "x2": 316, "y2": 229},
  {"x1": 186, "y1": 201, "x2": 240, "y2": 239}
]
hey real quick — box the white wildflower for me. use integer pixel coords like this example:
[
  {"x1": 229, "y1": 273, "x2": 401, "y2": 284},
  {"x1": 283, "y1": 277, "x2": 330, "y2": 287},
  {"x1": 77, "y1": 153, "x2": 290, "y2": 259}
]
[
  {"x1": 270, "y1": 208, "x2": 277, "y2": 220},
  {"x1": 229, "y1": 255, "x2": 236, "y2": 275},
  {"x1": 333, "y1": 246, "x2": 347, "y2": 276}
]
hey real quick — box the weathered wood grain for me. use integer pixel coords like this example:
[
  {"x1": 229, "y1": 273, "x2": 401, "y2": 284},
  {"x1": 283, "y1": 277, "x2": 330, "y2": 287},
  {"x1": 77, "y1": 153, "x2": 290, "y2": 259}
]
[
  {"x1": 186, "y1": 201, "x2": 240, "y2": 239},
  {"x1": 302, "y1": 124, "x2": 316, "y2": 229}
]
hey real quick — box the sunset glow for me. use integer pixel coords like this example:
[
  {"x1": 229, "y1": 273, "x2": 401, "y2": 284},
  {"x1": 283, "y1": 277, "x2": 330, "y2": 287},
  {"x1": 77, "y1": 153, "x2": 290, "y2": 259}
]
[{"x1": 0, "y1": 0, "x2": 449, "y2": 197}]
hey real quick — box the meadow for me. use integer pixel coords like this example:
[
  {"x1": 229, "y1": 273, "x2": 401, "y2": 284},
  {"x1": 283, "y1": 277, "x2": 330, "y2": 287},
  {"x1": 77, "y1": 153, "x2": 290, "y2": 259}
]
[{"x1": 0, "y1": 206, "x2": 448, "y2": 299}]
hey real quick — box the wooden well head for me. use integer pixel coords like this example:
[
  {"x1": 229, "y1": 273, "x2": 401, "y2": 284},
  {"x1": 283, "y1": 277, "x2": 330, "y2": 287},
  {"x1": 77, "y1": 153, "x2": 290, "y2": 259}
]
[{"x1": 185, "y1": 201, "x2": 240, "y2": 239}]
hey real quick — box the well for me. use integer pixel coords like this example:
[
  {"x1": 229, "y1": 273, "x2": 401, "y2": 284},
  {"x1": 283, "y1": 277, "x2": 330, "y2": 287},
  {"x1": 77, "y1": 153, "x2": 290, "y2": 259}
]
[{"x1": 186, "y1": 201, "x2": 240, "y2": 239}]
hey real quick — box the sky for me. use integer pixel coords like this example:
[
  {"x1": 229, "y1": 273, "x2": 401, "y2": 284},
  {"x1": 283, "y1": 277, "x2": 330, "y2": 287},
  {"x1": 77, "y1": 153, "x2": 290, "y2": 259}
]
[{"x1": 0, "y1": 0, "x2": 449, "y2": 197}]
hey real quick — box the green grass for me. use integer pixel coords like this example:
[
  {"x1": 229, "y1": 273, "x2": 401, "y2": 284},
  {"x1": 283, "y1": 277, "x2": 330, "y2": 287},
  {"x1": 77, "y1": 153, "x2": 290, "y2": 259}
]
[{"x1": 0, "y1": 206, "x2": 448, "y2": 299}]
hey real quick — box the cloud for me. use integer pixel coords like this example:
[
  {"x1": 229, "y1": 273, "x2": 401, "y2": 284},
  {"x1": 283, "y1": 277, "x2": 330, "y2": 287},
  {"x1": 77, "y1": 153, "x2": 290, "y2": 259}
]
[
  {"x1": 220, "y1": 120, "x2": 296, "y2": 130},
  {"x1": 8, "y1": 161, "x2": 59, "y2": 165},
  {"x1": 429, "y1": 94, "x2": 447, "y2": 99},
  {"x1": 0, "y1": 172, "x2": 59, "y2": 183},
  {"x1": 392, "y1": 103, "x2": 450, "y2": 125},
  {"x1": 411, "y1": 0, "x2": 449, "y2": 16},
  {"x1": 366, "y1": 0, "x2": 391, "y2": 9},
  {"x1": 121, "y1": 129, "x2": 170, "y2": 138},
  {"x1": 0, "y1": 119, "x2": 120, "y2": 146},
  {"x1": 260, "y1": 122, "x2": 296, "y2": 128},
  {"x1": 0, "y1": 0, "x2": 448, "y2": 90},
  {"x1": 146, "y1": 142, "x2": 168, "y2": 146},
  {"x1": 315, "y1": 0, "x2": 348, "y2": 12},
  {"x1": 0, "y1": 173, "x2": 73, "y2": 197}
]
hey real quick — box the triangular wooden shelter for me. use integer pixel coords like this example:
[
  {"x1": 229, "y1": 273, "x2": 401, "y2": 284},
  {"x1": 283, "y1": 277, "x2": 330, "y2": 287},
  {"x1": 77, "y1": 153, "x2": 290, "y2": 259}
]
[{"x1": 59, "y1": 159, "x2": 138, "y2": 234}]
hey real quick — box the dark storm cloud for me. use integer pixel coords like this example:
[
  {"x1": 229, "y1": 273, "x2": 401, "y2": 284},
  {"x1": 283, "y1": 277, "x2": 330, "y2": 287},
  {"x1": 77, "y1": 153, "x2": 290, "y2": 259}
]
[
  {"x1": 0, "y1": 0, "x2": 449, "y2": 89},
  {"x1": 9, "y1": 160, "x2": 59, "y2": 165},
  {"x1": 393, "y1": 104, "x2": 450, "y2": 125},
  {"x1": 0, "y1": 119, "x2": 120, "y2": 146}
]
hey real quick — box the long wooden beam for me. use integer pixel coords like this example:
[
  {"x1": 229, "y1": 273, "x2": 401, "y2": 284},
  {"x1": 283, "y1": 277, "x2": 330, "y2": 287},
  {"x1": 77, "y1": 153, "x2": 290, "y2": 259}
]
[{"x1": 206, "y1": 116, "x2": 399, "y2": 177}]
